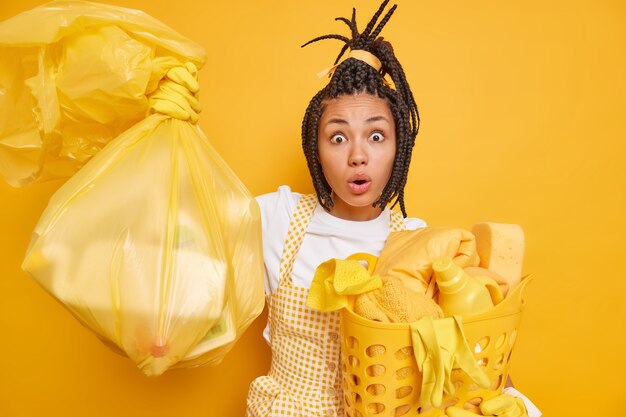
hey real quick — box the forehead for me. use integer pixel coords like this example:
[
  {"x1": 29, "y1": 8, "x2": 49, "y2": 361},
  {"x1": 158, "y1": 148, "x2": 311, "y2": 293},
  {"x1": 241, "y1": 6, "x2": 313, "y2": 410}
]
[{"x1": 320, "y1": 93, "x2": 393, "y2": 122}]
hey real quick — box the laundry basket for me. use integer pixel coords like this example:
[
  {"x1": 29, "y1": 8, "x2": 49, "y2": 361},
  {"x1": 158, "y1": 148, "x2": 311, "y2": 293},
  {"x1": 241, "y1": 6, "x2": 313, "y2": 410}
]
[{"x1": 340, "y1": 276, "x2": 532, "y2": 417}]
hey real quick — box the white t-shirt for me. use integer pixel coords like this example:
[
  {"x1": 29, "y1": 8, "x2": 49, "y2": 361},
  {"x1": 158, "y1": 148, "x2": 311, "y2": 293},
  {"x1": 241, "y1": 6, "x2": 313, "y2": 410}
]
[{"x1": 256, "y1": 185, "x2": 427, "y2": 294}]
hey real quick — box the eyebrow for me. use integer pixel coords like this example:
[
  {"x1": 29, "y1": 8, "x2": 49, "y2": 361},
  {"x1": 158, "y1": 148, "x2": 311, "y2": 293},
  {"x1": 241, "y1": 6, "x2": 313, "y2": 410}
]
[
  {"x1": 325, "y1": 115, "x2": 391, "y2": 125},
  {"x1": 326, "y1": 117, "x2": 348, "y2": 125},
  {"x1": 366, "y1": 115, "x2": 391, "y2": 123}
]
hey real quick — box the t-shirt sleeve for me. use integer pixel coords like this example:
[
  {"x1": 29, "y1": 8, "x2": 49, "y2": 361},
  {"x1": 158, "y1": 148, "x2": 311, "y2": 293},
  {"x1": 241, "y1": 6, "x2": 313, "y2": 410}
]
[
  {"x1": 255, "y1": 186, "x2": 302, "y2": 296},
  {"x1": 404, "y1": 216, "x2": 427, "y2": 230}
]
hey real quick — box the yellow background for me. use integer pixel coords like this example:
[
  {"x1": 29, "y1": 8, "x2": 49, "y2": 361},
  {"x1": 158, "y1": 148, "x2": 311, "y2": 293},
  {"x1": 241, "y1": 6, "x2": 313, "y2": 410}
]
[{"x1": 1, "y1": 0, "x2": 624, "y2": 416}]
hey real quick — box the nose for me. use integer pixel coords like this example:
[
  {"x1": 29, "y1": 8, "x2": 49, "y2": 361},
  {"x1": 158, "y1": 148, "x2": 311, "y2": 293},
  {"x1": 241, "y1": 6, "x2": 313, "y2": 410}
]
[{"x1": 349, "y1": 143, "x2": 367, "y2": 166}]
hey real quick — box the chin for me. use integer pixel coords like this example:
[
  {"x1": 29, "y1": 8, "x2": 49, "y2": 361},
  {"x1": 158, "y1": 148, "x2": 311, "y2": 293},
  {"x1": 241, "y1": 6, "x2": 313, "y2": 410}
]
[{"x1": 342, "y1": 195, "x2": 379, "y2": 208}]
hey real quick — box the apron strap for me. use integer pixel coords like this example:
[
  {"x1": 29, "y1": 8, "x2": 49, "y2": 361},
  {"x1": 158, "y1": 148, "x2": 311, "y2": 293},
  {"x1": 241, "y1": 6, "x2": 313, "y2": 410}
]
[
  {"x1": 390, "y1": 209, "x2": 406, "y2": 232},
  {"x1": 278, "y1": 194, "x2": 317, "y2": 285}
]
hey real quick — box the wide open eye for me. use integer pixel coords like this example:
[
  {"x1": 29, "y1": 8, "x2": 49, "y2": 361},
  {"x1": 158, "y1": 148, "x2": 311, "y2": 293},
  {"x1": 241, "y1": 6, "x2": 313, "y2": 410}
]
[
  {"x1": 330, "y1": 134, "x2": 346, "y2": 144},
  {"x1": 369, "y1": 132, "x2": 384, "y2": 142}
]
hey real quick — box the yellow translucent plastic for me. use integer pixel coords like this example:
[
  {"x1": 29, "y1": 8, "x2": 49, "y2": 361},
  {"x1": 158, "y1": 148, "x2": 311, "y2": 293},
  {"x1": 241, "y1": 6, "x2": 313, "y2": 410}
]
[
  {"x1": 10, "y1": 2, "x2": 264, "y2": 376},
  {"x1": 341, "y1": 268, "x2": 533, "y2": 416},
  {"x1": 22, "y1": 113, "x2": 265, "y2": 376},
  {"x1": 0, "y1": 1, "x2": 205, "y2": 187}
]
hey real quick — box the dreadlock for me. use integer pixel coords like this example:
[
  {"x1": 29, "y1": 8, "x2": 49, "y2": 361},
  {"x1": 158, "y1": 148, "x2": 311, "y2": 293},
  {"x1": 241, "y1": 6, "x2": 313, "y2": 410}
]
[{"x1": 301, "y1": 0, "x2": 419, "y2": 217}]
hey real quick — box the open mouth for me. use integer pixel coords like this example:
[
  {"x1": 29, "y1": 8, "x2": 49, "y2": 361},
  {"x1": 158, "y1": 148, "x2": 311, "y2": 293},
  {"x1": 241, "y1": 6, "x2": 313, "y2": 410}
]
[{"x1": 348, "y1": 178, "x2": 371, "y2": 194}]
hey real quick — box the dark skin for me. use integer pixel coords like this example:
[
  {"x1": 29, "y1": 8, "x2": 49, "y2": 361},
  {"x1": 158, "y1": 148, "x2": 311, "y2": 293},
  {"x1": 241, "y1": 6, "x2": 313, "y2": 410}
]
[{"x1": 506, "y1": 375, "x2": 514, "y2": 388}]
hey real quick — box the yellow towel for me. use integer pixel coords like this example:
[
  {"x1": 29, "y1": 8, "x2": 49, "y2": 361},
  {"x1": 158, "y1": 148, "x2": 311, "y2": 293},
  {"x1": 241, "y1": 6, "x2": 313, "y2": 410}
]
[
  {"x1": 353, "y1": 276, "x2": 443, "y2": 323},
  {"x1": 374, "y1": 227, "x2": 480, "y2": 298},
  {"x1": 306, "y1": 256, "x2": 382, "y2": 311}
]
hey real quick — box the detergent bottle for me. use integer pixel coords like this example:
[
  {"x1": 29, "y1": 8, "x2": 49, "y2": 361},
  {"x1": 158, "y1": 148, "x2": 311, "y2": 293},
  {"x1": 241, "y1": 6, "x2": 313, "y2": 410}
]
[{"x1": 433, "y1": 256, "x2": 504, "y2": 317}]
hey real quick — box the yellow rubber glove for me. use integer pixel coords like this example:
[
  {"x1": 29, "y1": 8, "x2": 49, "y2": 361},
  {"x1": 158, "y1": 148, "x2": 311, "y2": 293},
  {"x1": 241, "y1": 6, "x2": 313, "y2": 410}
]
[
  {"x1": 306, "y1": 255, "x2": 382, "y2": 311},
  {"x1": 410, "y1": 316, "x2": 490, "y2": 409},
  {"x1": 148, "y1": 62, "x2": 201, "y2": 123},
  {"x1": 480, "y1": 394, "x2": 528, "y2": 417},
  {"x1": 445, "y1": 394, "x2": 528, "y2": 417}
]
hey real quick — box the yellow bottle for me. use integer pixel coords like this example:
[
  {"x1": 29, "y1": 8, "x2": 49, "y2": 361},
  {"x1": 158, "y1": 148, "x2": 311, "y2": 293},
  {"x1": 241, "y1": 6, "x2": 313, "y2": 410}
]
[{"x1": 433, "y1": 256, "x2": 504, "y2": 317}]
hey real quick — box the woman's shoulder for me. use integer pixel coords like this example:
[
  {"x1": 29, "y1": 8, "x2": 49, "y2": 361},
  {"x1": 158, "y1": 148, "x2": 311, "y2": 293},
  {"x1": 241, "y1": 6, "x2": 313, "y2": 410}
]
[
  {"x1": 255, "y1": 185, "x2": 316, "y2": 231},
  {"x1": 255, "y1": 185, "x2": 304, "y2": 214}
]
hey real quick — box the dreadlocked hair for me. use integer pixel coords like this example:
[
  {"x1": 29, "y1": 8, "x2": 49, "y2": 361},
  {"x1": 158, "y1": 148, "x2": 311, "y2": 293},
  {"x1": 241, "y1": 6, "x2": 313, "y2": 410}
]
[{"x1": 301, "y1": 0, "x2": 419, "y2": 217}]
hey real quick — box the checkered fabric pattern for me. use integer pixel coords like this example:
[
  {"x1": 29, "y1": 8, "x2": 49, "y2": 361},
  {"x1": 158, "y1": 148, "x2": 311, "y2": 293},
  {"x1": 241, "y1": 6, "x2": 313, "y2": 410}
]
[{"x1": 247, "y1": 195, "x2": 405, "y2": 417}]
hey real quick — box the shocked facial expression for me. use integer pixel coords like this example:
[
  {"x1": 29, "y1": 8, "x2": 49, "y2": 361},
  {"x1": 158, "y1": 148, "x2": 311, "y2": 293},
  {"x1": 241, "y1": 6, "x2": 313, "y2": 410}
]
[{"x1": 317, "y1": 92, "x2": 396, "y2": 221}]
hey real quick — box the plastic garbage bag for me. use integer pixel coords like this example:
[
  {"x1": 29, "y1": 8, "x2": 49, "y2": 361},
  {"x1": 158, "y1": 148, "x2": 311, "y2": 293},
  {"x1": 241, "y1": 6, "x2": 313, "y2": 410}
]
[
  {"x1": 23, "y1": 112, "x2": 265, "y2": 376},
  {"x1": 0, "y1": 0, "x2": 205, "y2": 187},
  {"x1": 9, "y1": 2, "x2": 265, "y2": 376}
]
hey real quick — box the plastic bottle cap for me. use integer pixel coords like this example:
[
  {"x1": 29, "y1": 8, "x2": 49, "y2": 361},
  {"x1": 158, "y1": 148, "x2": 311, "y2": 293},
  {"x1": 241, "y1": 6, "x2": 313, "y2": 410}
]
[{"x1": 433, "y1": 256, "x2": 455, "y2": 282}]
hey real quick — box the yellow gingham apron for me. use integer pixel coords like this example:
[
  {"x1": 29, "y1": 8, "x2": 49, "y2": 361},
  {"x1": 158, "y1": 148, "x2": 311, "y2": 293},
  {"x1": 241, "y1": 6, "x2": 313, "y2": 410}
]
[{"x1": 246, "y1": 194, "x2": 405, "y2": 417}]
